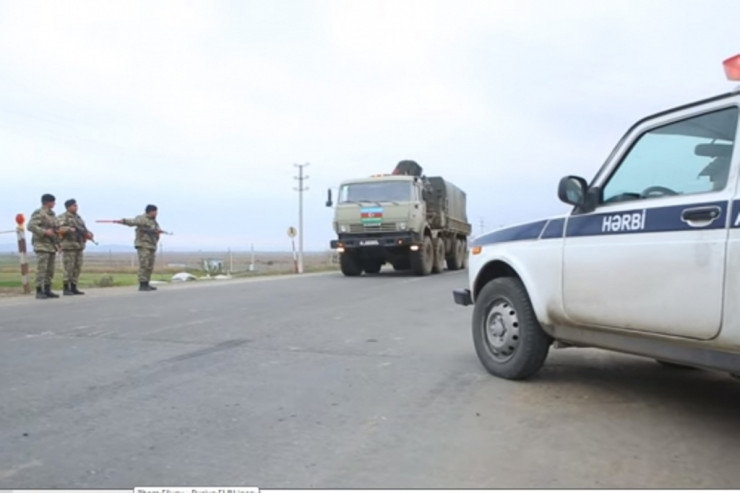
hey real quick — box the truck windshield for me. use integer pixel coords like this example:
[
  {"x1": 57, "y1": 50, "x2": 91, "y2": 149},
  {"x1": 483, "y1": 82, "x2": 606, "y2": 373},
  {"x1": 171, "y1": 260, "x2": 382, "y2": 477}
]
[{"x1": 339, "y1": 181, "x2": 413, "y2": 203}]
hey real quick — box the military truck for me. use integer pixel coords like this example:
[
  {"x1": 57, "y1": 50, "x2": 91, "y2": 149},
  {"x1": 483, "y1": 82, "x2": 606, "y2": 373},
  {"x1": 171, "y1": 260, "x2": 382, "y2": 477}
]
[{"x1": 326, "y1": 160, "x2": 472, "y2": 276}]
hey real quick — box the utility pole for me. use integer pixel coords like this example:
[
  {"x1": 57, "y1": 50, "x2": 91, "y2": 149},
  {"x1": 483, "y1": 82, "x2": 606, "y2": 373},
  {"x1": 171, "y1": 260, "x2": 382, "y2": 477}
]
[{"x1": 293, "y1": 162, "x2": 310, "y2": 274}]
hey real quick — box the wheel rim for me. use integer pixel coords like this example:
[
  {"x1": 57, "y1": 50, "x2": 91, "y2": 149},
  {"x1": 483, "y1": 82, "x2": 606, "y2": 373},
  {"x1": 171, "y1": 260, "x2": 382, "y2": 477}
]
[{"x1": 483, "y1": 297, "x2": 520, "y2": 362}]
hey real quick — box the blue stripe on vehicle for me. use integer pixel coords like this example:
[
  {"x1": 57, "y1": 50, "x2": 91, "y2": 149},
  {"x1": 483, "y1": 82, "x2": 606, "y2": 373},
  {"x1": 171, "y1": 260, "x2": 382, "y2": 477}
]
[
  {"x1": 730, "y1": 199, "x2": 740, "y2": 228},
  {"x1": 473, "y1": 199, "x2": 737, "y2": 247},
  {"x1": 470, "y1": 220, "x2": 548, "y2": 247},
  {"x1": 565, "y1": 200, "x2": 728, "y2": 238},
  {"x1": 361, "y1": 206, "x2": 383, "y2": 213},
  {"x1": 540, "y1": 218, "x2": 565, "y2": 239}
]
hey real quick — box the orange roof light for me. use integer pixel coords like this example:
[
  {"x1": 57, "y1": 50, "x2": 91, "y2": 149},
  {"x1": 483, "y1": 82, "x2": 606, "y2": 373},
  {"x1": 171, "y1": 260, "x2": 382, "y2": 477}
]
[{"x1": 723, "y1": 54, "x2": 740, "y2": 81}]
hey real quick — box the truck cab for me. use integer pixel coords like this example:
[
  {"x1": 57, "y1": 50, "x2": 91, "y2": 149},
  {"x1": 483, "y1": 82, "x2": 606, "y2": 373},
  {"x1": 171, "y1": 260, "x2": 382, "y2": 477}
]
[
  {"x1": 332, "y1": 174, "x2": 426, "y2": 244},
  {"x1": 453, "y1": 54, "x2": 740, "y2": 380}
]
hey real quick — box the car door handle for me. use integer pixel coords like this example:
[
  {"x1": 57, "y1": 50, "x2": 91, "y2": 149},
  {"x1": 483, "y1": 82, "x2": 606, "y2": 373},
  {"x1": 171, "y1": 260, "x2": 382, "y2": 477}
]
[{"x1": 681, "y1": 206, "x2": 721, "y2": 223}]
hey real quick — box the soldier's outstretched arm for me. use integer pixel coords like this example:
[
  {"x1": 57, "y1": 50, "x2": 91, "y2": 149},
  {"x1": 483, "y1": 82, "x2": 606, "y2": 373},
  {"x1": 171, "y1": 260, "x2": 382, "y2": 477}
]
[{"x1": 118, "y1": 218, "x2": 140, "y2": 227}]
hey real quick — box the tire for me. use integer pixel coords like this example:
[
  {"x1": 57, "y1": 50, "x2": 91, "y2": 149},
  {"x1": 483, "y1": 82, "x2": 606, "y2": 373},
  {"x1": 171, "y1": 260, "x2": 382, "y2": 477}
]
[
  {"x1": 339, "y1": 251, "x2": 362, "y2": 276},
  {"x1": 446, "y1": 238, "x2": 464, "y2": 271},
  {"x1": 472, "y1": 277, "x2": 551, "y2": 380},
  {"x1": 364, "y1": 261, "x2": 382, "y2": 274},
  {"x1": 411, "y1": 236, "x2": 433, "y2": 276},
  {"x1": 460, "y1": 238, "x2": 469, "y2": 269},
  {"x1": 432, "y1": 237, "x2": 446, "y2": 274}
]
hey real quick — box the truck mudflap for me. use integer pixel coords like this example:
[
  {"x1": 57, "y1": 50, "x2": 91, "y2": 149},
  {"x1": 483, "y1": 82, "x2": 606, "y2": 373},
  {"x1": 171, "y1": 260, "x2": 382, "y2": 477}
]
[
  {"x1": 452, "y1": 288, "x2": 472, "y2": 306},
  {"x1": 331, "y1": 233, "x2": 417, "y2": 249}
]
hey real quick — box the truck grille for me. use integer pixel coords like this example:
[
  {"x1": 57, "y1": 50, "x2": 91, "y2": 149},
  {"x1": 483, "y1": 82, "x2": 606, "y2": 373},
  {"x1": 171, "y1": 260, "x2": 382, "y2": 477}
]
[{"x1": 348, "y1": 223, "x2": 397, "y2": 233}]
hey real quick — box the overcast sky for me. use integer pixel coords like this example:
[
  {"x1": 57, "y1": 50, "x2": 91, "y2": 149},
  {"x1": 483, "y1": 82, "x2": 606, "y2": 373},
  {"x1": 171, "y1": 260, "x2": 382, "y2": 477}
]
[{"x1": 1, "y1": 0, "x2": 739, "y2": 251}]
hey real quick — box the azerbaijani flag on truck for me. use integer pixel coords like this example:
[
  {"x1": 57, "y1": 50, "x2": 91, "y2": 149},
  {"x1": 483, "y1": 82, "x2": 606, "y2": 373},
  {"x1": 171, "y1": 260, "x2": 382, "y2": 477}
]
[{"x1": 360, "y1": 206, "x2": 383, "y2": 225}]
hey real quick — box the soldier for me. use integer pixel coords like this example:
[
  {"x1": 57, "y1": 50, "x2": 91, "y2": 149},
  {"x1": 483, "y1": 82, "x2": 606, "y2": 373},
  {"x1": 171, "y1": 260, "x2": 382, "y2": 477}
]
[
  {"x1": 57, "y1": 198, "x2": 94, "y2": 295},
  {"x1": 113, "y1": 204, "x2": 162, "y2": 292},
  {"x1": 27, "y1": 193, "x2": 61, "y2": 299}
]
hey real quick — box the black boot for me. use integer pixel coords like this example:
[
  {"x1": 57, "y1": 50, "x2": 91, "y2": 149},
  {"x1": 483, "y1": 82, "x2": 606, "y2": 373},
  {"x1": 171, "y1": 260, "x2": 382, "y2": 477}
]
[
  {"x1": 35, "y1": 286, "x2": 48, "y2": 300},
  {"x1": 45, "y1": 284, "x2": 59, "y2": 298},
  {"x1": 71, "y1": 283, "x2": 85, "y2": 295},
  {"x1": 139, "y1": 281, "x2": 157, "y2": 292},
  {"x1": 63, "y1": 282, "x2": 74, "y2": 296}
]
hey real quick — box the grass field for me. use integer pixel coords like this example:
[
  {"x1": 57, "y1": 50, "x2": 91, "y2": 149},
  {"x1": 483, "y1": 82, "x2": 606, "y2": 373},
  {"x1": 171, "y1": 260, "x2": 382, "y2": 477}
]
[{"x1": 0, "y1": 249, "x2": 339, "y2": 295}]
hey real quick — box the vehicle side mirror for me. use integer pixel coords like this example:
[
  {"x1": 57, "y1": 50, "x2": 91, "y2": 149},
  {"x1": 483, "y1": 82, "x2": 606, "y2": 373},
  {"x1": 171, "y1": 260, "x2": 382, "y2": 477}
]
[
  {"x1": 558, "y1": 176, "x2": 589, "y2": 207},
  {"x1": 326, "y1": 189, "x2": 333, "y2": 208}
]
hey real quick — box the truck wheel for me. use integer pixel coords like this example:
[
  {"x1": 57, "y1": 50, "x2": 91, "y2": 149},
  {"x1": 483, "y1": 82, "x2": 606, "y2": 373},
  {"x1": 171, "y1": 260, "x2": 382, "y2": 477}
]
[
  {"x1": 460, "y1": 239, "x2": 469, "y2": 269},
  {"x1": 472, "y1": 277, "x2": 551, "y2": 380},
  {"x1": 364, "y1": 261, "x2": 382, "y2": 274},
  {"x1": 432, "y1": 237, "x2": 445, "y2": 274},
  {"x1": 446, "y1": 238, "x2": 464, "y2": 270},
  {"x1": 411, "y1": 236, "x2": 433, "y2": 276},
  {"x1": 339, "y1": 252, "x2": 362, "y2": 276}
]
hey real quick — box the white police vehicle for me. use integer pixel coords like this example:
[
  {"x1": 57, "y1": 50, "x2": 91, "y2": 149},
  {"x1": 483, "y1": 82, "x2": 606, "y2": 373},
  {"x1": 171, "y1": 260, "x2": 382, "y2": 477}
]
[{"x1": 453, "y1": 55, "x2": 740, "y2": 380}]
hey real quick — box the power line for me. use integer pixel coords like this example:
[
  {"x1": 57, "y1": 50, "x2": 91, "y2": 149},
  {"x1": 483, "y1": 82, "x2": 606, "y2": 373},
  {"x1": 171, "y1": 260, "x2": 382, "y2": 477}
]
[{"x1": 293, "y1": 163, "x2": 310, "y2": 274}]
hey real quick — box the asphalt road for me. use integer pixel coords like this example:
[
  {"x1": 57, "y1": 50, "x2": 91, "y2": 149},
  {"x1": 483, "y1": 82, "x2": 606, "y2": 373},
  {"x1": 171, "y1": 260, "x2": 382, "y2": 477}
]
[{"x1": 1, "y1": 269, "x2": 740, "y2": 488}]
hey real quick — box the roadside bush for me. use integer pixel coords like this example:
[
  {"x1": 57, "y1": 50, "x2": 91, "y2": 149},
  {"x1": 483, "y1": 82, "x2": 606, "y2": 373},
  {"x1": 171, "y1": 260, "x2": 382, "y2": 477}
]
[{"x1": 97, "y1": 275, "x2": 115, "y2": 288}]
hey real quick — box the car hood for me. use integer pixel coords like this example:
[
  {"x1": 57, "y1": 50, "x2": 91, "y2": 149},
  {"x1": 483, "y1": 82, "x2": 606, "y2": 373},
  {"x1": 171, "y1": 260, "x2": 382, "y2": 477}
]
[{"x1": 470, "y1": 215, "x2": 568, "y2": 247}]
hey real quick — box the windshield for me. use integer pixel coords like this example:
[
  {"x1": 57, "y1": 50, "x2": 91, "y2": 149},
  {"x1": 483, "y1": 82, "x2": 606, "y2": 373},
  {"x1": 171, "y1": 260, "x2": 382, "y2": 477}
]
[
  {"x1": 339, "y1": 181, "x2": 413, "y2": 203},
  {"x1": 601, "y1": 106, "x2": 738, "y2": 204}
]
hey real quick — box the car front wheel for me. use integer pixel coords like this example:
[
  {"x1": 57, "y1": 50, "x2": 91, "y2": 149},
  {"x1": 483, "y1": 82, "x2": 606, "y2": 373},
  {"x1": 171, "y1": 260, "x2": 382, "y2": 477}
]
[{"x1": 472, "y1": 277, "x2": 551, "y2": 380}]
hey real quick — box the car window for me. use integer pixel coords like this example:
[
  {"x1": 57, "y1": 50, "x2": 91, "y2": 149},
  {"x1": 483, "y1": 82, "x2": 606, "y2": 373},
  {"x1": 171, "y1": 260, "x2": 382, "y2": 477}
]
[{"x1": 601, "y1": 106, "x2": 739, "y2": 205}]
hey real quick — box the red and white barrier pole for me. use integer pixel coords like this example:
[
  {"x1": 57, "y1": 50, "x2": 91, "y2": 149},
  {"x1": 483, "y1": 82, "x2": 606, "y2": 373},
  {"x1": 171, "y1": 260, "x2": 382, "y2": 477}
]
[{"x1": 15, "y1": 214, "x2": 30, "y2": 295}]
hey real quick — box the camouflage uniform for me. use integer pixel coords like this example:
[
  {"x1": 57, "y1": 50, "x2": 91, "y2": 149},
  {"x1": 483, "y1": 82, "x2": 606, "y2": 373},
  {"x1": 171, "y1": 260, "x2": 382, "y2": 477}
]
[
  {"x1": 57, "y1": 210, "x2": 92, "y2": 294},
  {"x1": 27, "y1": 207, "x2": 59, "y2": 296},
  {"x1": 121, "y1": 214, "x2": 161, "y2": 287}
]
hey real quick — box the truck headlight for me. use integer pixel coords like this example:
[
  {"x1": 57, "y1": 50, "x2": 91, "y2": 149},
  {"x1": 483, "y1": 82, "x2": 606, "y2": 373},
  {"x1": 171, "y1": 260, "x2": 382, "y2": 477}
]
[{"x1": 397, "y1": 222, "x2": 407, "y2": 231}]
